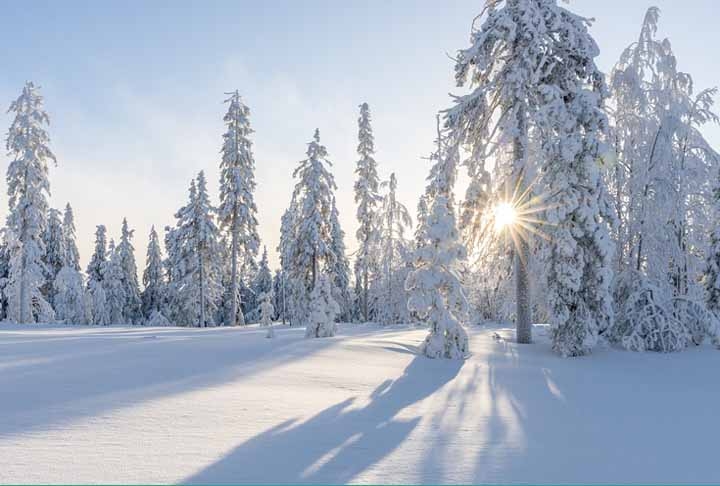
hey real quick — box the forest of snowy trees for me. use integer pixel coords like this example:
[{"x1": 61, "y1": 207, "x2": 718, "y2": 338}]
[{"x1": 2, "y1": 2, "x2": 720, "y2": 359}]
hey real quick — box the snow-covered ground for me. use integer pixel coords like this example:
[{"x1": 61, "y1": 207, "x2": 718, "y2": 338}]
[{"x1": 0, "y1": 322, "x2": 718, "y2": 484}]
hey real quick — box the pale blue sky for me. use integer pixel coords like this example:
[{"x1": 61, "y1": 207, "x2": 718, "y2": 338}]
[{"x1": 1, "y1": 0, "x2": 718, "y2": 270}]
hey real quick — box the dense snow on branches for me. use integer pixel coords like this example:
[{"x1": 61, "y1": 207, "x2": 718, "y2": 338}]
[{"x1": 1, "y1": 7, "x2": 718, "y2": 361}]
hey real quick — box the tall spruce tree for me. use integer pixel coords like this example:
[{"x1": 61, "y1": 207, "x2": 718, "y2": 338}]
[
  {"x1": 5, "y1": 82, "x2": 56, "y2": 323},
  {"x1": 62, "y1": 203, "x2": 81, "y2": 271},
  {"x1": 406, "y1": 120, "x2": 469, "y2": 359},
  {"x1": 116, "y1": 218, "x2": 142, "y2": 323},
  {"x1": 218, "y1": 90, "x2": 259, "y2": 326},
  {"x1": 353, "y1": 103, "x2": 382, "y2": 322},
  {"x1": 142, "y1": 225, "x2": 166, "y2": 318}
]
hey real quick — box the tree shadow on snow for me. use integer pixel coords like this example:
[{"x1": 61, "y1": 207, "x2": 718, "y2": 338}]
[
  {"x1": 0, "y1": 326, "x2": 341, "y2": 438},
  {"x1": 184, "y1": 356, "x2": 463, "y2": 484}
]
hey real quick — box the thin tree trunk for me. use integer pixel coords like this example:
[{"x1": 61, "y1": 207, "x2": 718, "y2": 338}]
[
  {"x1": 228, "y1": 211, "x2": 239, "y2": 326},
  {"x1": 199, "y1": 248, "x2": 205, "y2": 328}
]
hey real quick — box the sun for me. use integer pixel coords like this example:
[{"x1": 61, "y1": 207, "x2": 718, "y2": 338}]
[{"x1": 494, "y1": 202, "x2": 517, "y2": 231}]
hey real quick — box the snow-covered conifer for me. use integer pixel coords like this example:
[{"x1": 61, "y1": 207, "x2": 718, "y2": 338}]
[
  {"x1": 53, "y1": 266, "x2": 86, "y2": 324},
  {"x1": 305, "y1": 275, "x2": 340, "y2": 338},
  {"x1": 42, "y1": 208, "x2": 66, "y2": 305},
  {"x1": 251, "y1": 246, "x2": 273, "y2": 315},
  {"x1": 328, "y1": 197, "x2": 352, "y2": 322},
  {"x1": 87, "y1": 225, "x2": 107, "y2": 285},
  {"x1": 167, "y1": 172, "x2": 223, "y2": 327},
  {"x1": 406, "y1": 120, "x2": 469, "y2": 359},
  {"x1": 285, "y1": 129, "x2": 338, "y2": 327},
  {"x1": 62, "y1": 203, "x2": 81, "y2": 271},
  {"x1": 116, "y1": 218, "x2": 142, "y2": 323},
  {"x1": 354, "y1": 102, "x2": 382, "y2": 322},
  {"x1": 102, "y1": 240, "x2": 126, "y2": 324},
  {"x1": 218, "y1": 91, "x2": 260, "y2": 326},
  {"x1": 5, "y1": 82, "x2": 55, "y2": 323},
  {"x1": 377, "y1": 173, "x2": 412, "y2": 324},
  {"x1": 87, "y1": 278, "x2": 109, "y2": 325},
  {"x1": 272, "y1": 269, "x2": 285, "y2": 322},
  {"x1": 142, "y1": 225, "x2": 166, "y2": 318}
]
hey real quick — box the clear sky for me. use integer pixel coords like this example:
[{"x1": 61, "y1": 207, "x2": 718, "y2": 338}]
[{"x1": 1, "y1": 0, "x2": 718, "y2": 272}]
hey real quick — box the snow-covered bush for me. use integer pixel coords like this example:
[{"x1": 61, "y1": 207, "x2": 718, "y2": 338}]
[
  {"x1": 611, "y1": 272, "x2": 689, "y2": 352},
  {"x1": 305, "y1": 276, "x2": 339, "y2": 338},
  {"x1": 259, "y1": 292, "x2": 275, "y2": 338}
]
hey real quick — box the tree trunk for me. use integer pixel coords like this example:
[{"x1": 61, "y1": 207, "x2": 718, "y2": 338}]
[
  {"x1": 513, "y1": 110, "x2": 532, "y2": 344},
  {"x1": 228, "y1": 212, "x2": 239, "y2": 326},
  {"x1": 515, "y1": 242, "x2": 532, "y2": 344},
  {"x1": 199, "y1": 248, "x2": 205, "y2": 328}
]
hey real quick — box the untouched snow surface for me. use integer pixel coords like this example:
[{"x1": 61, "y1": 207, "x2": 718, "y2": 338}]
[{"x1": 0, "y1": 322, "x2": 718, "y2": 484}]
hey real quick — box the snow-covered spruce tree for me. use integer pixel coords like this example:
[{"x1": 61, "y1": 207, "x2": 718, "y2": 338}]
[
  {"x1": 116, "y1": 218, "x2": 142, "y2": 323},
  {"x1": 62, "y1": 203, "x2": 81, "y2": 271},
  {"x1": 377, "y1": 173, "x2": 413, "y2": 324},
  {"x1": 87, "y1": 225, "x2": 107, "y2": 285},
  {"x1": 272, "y1": 269, "x2": 285, "y2": 322},
  {"x1": 218, "y1": 91, "x2": 260, "y2": 326},
  {"x1": 102, "y1": 240, "x2": 126, "y2": 324},
  {"x1": 87, "y1": 277, "x2": 109, "y2": 325},
  {"x1": 42, "y1": 208, "x2": 66, "y2": 306},
  {"x1": 168, "y1": 172, "x2": 223, "y2": 327},
  {"x1": 250, "y1": 246, "x2": 273, "y2": 319},
  {"x1": 53, "y1": 265, "x2": 86, "y2": 324},
  {"x1": 4, "y1": 82, "x2": 56, "y2": 323},
  {"x1": 142, "y1": 225, "x2": 166, "y2": 318},
  {"x1": 537, "y1": 8, "x2": 615, "y2": 357},
  {"x1": 305, "y1": 275, "x2": 340, "y2": 338},
  {"x1": 329, "y1": 197, "x2": 352, "y2": 322},
  {"x1": 287, "y1": 129, "x2": 339, "y2": 334},
  {"x1": 0, "y1": 237, "x2": 10, "y2": 320},
  {"x1": 446, "y1": 0, "x2": 617, "y2": 352},
  {"x1": 277, "y1": 206, "x2": 298, "y2": 324},
  {"x1": 445, "y1": 0, "x2": 556, "y2": 344},
  {"x1": 354, "y1": 102, "x2": 382, "y2": 322},
  {"x1": 406, "y1": 120, "x2": 469, "y2": 359}
]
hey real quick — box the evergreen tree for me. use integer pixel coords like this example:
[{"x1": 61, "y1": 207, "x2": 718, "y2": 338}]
[
  {"x1": 42, "y1": 208, "x2": 66, "y2": 305},
  {"x1": 102, "y1": 240, "x2": 126, "y2": 324},
  {"x1": 87, "y1": 278, "x2": 109, "y2": 325},
  {"x1": 272, "y1": 269, "x2": 285, "y2": 322},
  {"x1": 4, "y1": 82, "x2": 55, "y2": 323},
  {"x1": 377, "y1": 173, "x2": 413, "y2": 324},
  {"x1": 353, "y1": 102, "x2": 382, "y2": 322},
  {"x1": 251, "y1": 246, "x2": 273, "y2": 313},
  {"x1": 405, "y1": 120, "x2": 469, "y2": 359},
  {"x1": 285, "y1": 129, "x2": 338, "y2": 326},
  {"x1": 87, "y1": 225, "x2": 108, "y2": 285},
  {"x1": 305, "y1": 275, "x2": 340, "y2": 338},
  {"x1": 116, "y1": 218, "x2": 142, "y2": 323},
  {"x1": 167, "y1": 172, "x2": 223, "y2": 327},
  {"x1": 328, "y1": 197, "x2": 352, "y2": 321},
  {"x1": 142, "y1": 225, "x2": 166, "y2": 318},
  {"x1": 0, "y1": 237, "x2": 10, "y2": 320},
  {"x1": 62, "y1": 203, "x2": 81, "y2": 271},
  {"x1": 54, "y1": 266, "x2": 86, "y2": 324},
  {"x1": 218, "y1": 90, "x2": 259, "y2": 326}
]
